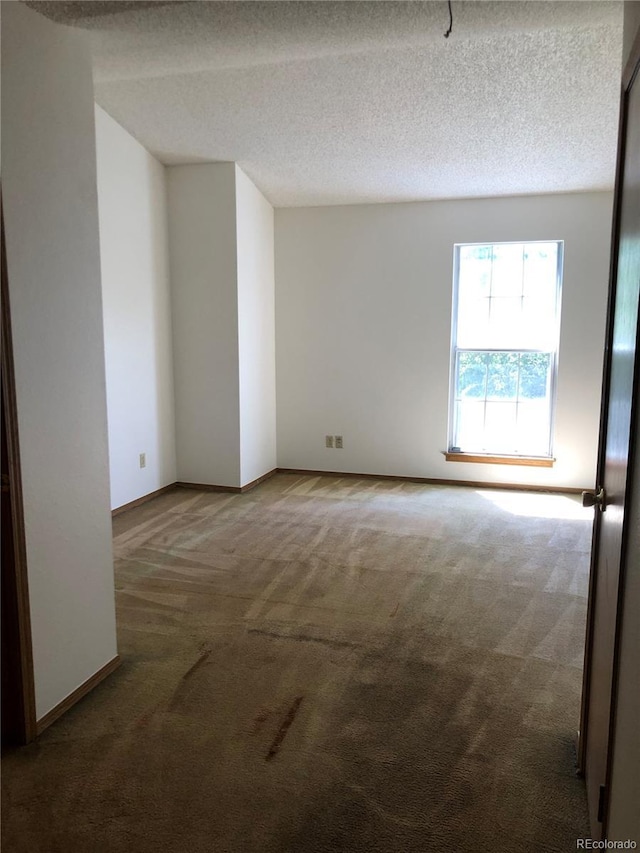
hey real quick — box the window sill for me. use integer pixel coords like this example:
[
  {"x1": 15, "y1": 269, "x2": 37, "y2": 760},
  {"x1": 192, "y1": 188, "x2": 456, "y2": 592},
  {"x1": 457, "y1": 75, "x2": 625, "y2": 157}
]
[{"x1": 444, "y1": 452, "x2": 555, "y2": 468}]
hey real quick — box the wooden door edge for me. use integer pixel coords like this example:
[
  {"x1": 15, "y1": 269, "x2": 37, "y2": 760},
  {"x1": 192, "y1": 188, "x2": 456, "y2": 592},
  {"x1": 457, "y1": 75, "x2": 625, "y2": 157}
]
[
  {"x1": 576, "y1": 56, "x2": 629, "y2": 778},
  {"x1": 578, "y1": 35, "x2": 640, "y2": 828},
  {"x1": 1, "y1": 196, "x2": 37, "y2": 744},
  {"x1": 601, "y1": 213, "x2": 640, "y2": 836}
]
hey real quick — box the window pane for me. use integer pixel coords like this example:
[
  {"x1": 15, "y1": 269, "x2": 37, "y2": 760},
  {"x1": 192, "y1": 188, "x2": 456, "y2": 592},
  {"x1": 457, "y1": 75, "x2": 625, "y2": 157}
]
[
  {"x1": 452, "y1": 350, "x2": 554, "y2": 455},
  {"x1": 456, "y1": 352, "x2": 488, "y2": 398},
  {"x1": 516, "y1": 401, "x2": 551, "y2": 455},
  {"x1": 491, "y1": 244, "x2": 524, "y2": 298},
  {"x1": 484, "y1": 402, "x2": 517, "y2": 452},
  {"x1": 455, "y1": 400, "x2": 485, "y2": 449},
  {"x1": 523, "y1": 243, "x2": 558, "y2": 298},
  {"x1": 459, "y1": 246, "x2": 491, "y2": 301},
  {"x1": 520, "y1": 296, "x2": 558, "y2": 349},
  {"x1": 487, "y1": 297, "x2": 523, "y2": 348},
  {"x1": 486, "y1": 352, "x2": 518, "y2": 400},
  {"x1": 457, "y1": 296, "x2": 491, "y2": 348},
  {"x1": 518, "y1": 353, "x2": 551, "y2": 399}
]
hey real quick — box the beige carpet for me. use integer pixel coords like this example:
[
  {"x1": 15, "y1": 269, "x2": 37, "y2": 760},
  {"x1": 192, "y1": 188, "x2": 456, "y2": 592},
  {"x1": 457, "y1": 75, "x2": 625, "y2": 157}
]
[{"x1": 2, "y1": 474, "x2": 592, "y2": 852}]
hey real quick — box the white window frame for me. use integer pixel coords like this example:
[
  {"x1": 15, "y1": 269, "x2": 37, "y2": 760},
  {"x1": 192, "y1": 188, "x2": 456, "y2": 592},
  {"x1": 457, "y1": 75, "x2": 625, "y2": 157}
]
[{"x1": 448, "y1": 240, "x2": 564, "y2": 460}]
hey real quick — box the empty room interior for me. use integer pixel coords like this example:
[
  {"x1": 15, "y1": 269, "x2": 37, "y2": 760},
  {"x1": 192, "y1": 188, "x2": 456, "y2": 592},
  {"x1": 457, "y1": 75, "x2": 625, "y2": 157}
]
[{"x1": 2, "y1": 1, "x2": 639, "y2": 851}]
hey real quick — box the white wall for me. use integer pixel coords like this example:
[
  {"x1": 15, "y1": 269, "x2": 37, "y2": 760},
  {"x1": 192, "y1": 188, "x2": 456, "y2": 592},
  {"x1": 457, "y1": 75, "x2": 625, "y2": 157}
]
[
  {"x1": 167, "y1": 163, "x2": 241, "y2": 487},
  {"x1": 608, "y1": 3, "x2": 640, "y2": 842},
  {"x1": 95, "y1": 106, "x2": 176, "y2": 510},
  {"x1": 236, "y1": 166, "x2": 277, "y2": 486},
  {"x1": 2, "y1": 3, "x2": 118, "y2": 719},
  {"x1": 275, "y1": 192, "x2": 613, "y2": 489}
]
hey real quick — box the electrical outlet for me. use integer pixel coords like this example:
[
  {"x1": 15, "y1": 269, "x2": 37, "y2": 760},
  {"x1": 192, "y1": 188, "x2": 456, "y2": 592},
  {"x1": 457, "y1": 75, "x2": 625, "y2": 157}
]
[
  {"x1": 335, "y1": 435, "x2": 343, "y2": 449},
  {"x1": 325, "y1": 435, "x2": 334, "y2": 448},
  {"x1": 139, "y1": 453, "x2": 146, "y2": 469}
]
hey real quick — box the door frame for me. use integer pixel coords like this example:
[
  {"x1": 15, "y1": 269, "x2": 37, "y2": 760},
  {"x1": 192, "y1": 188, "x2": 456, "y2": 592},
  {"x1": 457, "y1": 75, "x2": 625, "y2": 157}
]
[
  {"x1": 1, "y1": 198, "x2": 37, "y2": 745},
  {"x1": 577, "y1": 28, "x2": 640, "y2": 835}
]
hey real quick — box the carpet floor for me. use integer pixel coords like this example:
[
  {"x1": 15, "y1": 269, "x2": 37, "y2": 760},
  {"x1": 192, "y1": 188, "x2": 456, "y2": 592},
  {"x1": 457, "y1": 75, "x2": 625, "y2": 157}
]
[{"x1": 2, "y1": 474, "x2": 593, "y2": 852}]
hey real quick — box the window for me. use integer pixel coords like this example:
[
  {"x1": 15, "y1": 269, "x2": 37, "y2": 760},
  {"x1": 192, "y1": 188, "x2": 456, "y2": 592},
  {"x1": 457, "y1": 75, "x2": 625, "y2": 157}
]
[{"x1": 448, "y1": 241, "x2": 563, "y2": 460}]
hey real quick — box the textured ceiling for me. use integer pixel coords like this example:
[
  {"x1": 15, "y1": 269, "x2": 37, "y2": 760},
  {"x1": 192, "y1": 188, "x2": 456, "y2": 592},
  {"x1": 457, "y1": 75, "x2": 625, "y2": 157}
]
[{"x1": 25, "y1": 1, "x2": 624, "y2": 207}]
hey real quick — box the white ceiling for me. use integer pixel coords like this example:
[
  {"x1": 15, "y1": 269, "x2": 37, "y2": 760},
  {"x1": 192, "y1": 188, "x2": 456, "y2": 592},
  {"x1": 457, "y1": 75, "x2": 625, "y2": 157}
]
[{"x1": 27, "y1": 1, "x2": 624, "y2": 207}]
